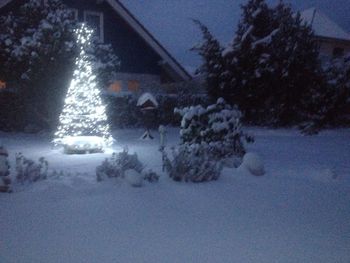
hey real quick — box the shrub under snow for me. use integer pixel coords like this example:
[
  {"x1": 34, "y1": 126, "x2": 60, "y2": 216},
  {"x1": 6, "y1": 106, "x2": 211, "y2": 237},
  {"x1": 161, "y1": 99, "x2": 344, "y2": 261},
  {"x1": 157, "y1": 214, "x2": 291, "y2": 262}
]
[
  {"x1": 15, "y1": 153, "x2": 49, "y2": 183},
  {"x1": 0, "y1": 146, "x2": 11, "y2": 192},
  {"x1": 161, "y1": 143, "x2": 223, "y2": 183},
  {"x1": 96, "y1": 148, "x2": 159, "y2": 185},
  {"x1": 175, "y1": 98, "x2": 253, "y2": 160}
]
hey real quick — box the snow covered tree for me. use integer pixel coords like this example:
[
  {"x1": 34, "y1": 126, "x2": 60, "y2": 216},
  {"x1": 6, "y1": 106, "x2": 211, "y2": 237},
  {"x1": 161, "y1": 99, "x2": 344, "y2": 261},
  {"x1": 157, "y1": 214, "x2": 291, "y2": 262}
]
[
  {"x1": 55, "y1": 24, "x2": 113, "y2": 144},
  {"x1": 301, "y1": 55, "x2": 350, "y2": 133},
  {"x1": 221, "y1": 0, "x2": 273, "y2": 121},
  {"x1": 221, "y1": 0, "x2": 322, "y2": 125},
  {"x1": 0, "y1": 0, "x2": 119, "y2": 130},
  {"x1": 191, "y1": 20, "x2": 225, "y2": 101},
  {"x1": 266, "y1": 2, "x2": 323, "y2": 125},
  {"x1": 323, "y1": 55, "x2": 350, "y2": 125}
]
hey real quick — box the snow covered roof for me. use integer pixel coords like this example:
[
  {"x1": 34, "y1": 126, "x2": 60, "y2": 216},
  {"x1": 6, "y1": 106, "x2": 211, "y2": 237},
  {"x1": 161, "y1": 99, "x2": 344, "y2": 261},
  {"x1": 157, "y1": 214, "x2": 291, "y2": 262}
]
[
  {"x1": 301, "y1": 8, "x2": 350, "y2": 41},
  {"x1": 0, "y1": 0, "x2": 191, "y2": 82},
  {"x1": 137, "y1": 92, "x2": 159, "y2": 109}
]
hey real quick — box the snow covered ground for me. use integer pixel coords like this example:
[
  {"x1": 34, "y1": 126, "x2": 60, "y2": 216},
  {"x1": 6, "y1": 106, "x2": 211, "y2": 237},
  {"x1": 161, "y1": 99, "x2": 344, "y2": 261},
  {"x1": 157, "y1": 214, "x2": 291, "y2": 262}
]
[{"x1": 0, "y1": 127, "x2": 349, "y2": 263}]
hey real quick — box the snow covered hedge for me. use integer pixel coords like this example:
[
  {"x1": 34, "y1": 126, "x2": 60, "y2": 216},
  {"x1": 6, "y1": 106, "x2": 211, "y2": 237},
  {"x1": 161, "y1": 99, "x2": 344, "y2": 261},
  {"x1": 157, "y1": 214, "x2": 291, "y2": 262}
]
[
  {"x1": 105, "y1": 93, "x2": 208, "y2": 129},
  {"x1": 175, "y1": 98, "x2": 253, "y2": 159},
  {"x1": 96, "y1": 148, "x2": 159, "y2": 185},
  {"x1": 161, "y1": 144, "x2": 222, "y2": 183}
]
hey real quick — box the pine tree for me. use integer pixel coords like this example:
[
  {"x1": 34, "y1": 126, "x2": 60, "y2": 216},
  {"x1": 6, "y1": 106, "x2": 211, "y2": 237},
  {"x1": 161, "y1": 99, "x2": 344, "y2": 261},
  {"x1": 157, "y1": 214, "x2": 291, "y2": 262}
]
[
  {"x1": 55, "y1": 24, "x2": 113, "y2": 144},
  {"x1": 267, "y1": 2, "x2": 323, "y2": 125},
  {"x1": 0, "y1": 0, "x2": 119, "y2": 130},
  {"x1": 222, "y1": 0, "x2": 274, "y2": 122},
  {"x1": 191, "y1": 20, "x2": 225, "y2": 101},
  {"x1": 223, "y1": 0, "x2": 322, "y2": 125}
]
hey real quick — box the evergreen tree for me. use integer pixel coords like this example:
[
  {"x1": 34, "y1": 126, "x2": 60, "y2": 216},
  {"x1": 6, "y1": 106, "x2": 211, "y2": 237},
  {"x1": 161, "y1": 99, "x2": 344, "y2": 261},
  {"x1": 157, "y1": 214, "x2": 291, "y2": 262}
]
[
  {"x1": 55, "y1": 24, "x2": 113, "y2": 144},
  {"x1": 266, "y1": 2, "x2": 323, "y2": 125},
  {"x1": 0, "y1": 0, "x2": 119, "y2": 130},
  {"x1": 223, "y1": 0, "x2": 273, "y2": 122},
  {"x1": 191, "y1": 20, "x2": 225, "y2": 101},
  {"x1": 222, "y1": 0, "x2": 322, "y2": 125},
  {"x1": 302, "y1": 55, "x2": 350, "y2": 132}
]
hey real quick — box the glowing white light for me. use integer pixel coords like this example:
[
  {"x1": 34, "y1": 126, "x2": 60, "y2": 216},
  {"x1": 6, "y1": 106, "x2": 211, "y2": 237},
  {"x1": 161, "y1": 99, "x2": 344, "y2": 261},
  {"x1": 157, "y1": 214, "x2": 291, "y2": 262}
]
[{"x1": 54, "y1": 23, "x2": 113, "y2": 147}]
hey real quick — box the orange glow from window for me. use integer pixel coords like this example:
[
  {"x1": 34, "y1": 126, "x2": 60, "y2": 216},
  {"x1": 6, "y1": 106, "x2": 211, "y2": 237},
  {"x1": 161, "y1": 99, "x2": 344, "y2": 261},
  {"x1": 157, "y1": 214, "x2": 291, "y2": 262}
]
[
  {"x1": 108, "y1": 81, "x2": 122, "y2": 93},
  {"x1": 0, "y1": 80, "x2": 6, "y2": 89},
  {"x1": 128, "y1": 80, "x2": 139, "y2": 92}
]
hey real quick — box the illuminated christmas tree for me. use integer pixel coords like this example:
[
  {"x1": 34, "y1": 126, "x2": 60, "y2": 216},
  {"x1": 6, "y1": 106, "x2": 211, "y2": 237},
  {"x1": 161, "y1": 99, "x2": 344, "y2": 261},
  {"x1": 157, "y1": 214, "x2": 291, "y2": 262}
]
[{"x1": 55, "y1": 24, "x2": 113, "y2": 149}]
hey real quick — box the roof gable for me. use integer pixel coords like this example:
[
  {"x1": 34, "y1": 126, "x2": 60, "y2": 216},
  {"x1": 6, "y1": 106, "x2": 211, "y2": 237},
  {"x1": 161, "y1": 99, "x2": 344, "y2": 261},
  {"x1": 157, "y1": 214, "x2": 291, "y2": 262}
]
[
  {"x1": 0, "y1": 0, "x2": 191, "y2": 81},
  {"x1": 301, "y1": 7, "x2": 350, "y2": 41}
]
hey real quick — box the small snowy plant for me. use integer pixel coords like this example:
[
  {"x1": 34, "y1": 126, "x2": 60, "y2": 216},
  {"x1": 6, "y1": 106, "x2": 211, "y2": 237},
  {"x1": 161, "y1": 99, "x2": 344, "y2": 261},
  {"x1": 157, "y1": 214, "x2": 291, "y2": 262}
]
[
  {"x1": 96, "y1": 148, "x2": 159, "y2": 185},
  {"x1": 15, "y1": 153, "x2": 48, "y2": 184},
  {"x1": 0, "y1": 146, "x2": 11, "y2": 193},
  {"x1": 161, "y1": 144, "x2": 222, "y2": 182},
  {"x1": 175, "y1": 98, "x2": 253, "y2": 160}
]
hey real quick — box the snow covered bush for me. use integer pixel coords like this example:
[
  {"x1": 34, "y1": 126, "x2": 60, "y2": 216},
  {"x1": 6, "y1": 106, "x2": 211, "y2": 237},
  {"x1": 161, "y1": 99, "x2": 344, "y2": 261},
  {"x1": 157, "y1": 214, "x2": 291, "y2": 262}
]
[
  {"x1": 0, "y1": 146, "x2": 11, "y2": 193},
  {"x1": 175, "y1": 98, "x2": 253, "y2": 159},
  {"x1": 15, "y1": 153, "x2": 48, "y2": 184},
  {"x1": 96, "y1": 148, "x2": 159, "y2": 185},
  {"x1": 161, "y1": 144, "x2": 222, "y2": 182},
  {"x1": 142, "y1": 169, "x2": 160, "y2": 183}
]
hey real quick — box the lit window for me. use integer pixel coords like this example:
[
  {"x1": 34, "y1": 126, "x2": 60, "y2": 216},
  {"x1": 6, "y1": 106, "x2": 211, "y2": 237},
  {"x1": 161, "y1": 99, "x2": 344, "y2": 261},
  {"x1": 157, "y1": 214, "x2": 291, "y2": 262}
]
[
  {"x1": 333, "y1": 47, "x2": 344, "y2": 58},
  {"x1": 0, "y1": 80, "x2": 6, "y2": 90},
  {"x1": 84, "y1": 11, "x2": 104, "y2": 42},
  {"x1": 108, "y1": 81, "x2": 122, "y2": 93},
  {"x1": 128, "y1": 80, "x2": 140, "y2": 92}
]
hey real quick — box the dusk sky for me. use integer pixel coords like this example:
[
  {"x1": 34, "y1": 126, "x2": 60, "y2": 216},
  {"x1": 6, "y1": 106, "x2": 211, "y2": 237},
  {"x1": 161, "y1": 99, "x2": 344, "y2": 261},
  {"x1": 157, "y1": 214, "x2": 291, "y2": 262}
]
[{"x1": 120, "y1": 0, "x2": 350, "y2": 72}]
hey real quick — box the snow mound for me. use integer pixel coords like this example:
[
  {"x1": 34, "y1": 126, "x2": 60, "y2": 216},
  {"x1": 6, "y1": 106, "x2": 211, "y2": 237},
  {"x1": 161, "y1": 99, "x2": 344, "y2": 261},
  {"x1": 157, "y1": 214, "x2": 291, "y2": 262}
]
[
  {"x1": 241, "y1": 152, "x2": 265, "y2": 176},
  {"x1": 310, "y1": 168, "x2": 338, "y2": 183},
  {"x1": 124, "y1": 169, "x2": 143, "y2": 187}
]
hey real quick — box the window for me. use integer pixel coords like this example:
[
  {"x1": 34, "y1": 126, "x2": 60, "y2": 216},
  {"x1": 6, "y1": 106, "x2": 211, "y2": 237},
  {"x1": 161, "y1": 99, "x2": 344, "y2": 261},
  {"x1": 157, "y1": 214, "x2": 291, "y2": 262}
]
[
  {"x1": 108, "y1": 81, "x2": 122, "y2": 93},
  {"x1": 68, "y1": 8, "x2": 78, "y2": 21},
  {"x1": 333, "y1": 47, "x2": 344, "y2": 58},
  {"x1": 84, "y1": 11, "x2": 104, "y2": 42},
  {"x1": 0, "y1": 80, "x2": 6, "y2": 90},
  {"x1": 128, "y1": 80, "x2": 140, "y2": 92}
]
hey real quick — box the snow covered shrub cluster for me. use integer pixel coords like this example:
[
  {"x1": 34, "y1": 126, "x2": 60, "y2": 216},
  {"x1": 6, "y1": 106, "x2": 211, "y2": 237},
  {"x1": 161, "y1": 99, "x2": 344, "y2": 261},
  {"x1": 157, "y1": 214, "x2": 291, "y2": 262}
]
[
  {"x1": 175, "y1": 98, "x2": 253, "y2": 159},
  {"x1": 161, "y1": 144, "x2": 222, "y2": 182},
  {"x1": 96, "y1": 148, "x2": 159, "y2": 185},
  {"x1": 0, "y1": 146, "x2": 11, "y2": 193},
  {"x1": 15, "y1": 153, "x2": 48, "y2": 184}
]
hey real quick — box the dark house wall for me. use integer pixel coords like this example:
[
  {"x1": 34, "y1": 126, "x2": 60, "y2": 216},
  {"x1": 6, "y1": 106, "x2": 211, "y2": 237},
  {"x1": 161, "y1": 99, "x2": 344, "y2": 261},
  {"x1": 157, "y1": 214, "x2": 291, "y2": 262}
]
[{"x1": 64, "y1": 0, "x2": 163, "y2": 75}]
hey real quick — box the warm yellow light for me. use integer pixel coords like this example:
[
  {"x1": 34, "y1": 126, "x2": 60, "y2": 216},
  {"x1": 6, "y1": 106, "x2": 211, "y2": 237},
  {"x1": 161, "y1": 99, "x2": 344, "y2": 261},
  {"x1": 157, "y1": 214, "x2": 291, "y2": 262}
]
[{"x1": 0, "y1": 80, "x2": 6, "y2": 89}]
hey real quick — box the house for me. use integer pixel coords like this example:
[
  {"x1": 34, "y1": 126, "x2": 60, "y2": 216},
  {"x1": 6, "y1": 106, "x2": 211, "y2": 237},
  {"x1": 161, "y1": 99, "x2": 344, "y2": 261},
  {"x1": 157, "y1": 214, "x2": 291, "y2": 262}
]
[
  {"x1": 0, "y1": 0, "x2": 191, "y2": 95},
  {"x1": 301, "y1": 8, "x2": 350, "y2": 61}
]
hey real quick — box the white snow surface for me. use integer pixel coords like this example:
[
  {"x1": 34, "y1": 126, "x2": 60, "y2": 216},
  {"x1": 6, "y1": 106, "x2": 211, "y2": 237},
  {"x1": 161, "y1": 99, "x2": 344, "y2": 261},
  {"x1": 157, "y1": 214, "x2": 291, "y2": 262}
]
[
  {"x1": 301, "y1": 7, "x2": 350, "y2": 40},
  {"x1": 0, "y1": 127, "x2": 350, "y2": 263}
]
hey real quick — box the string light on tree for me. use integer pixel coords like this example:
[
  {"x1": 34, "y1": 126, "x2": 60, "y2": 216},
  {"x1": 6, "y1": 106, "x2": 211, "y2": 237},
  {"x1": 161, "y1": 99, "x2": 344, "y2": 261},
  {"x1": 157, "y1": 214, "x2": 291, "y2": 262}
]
[{"x1": 54, "y1": 23, "x2": 113, "y2": 152}]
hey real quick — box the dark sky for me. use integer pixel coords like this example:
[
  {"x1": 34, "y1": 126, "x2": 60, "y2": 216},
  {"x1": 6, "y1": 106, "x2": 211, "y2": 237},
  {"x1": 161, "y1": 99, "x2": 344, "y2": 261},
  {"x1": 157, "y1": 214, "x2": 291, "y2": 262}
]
[{"x1": 120, "y1": 0, "x2": 350, "y2": 72}]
